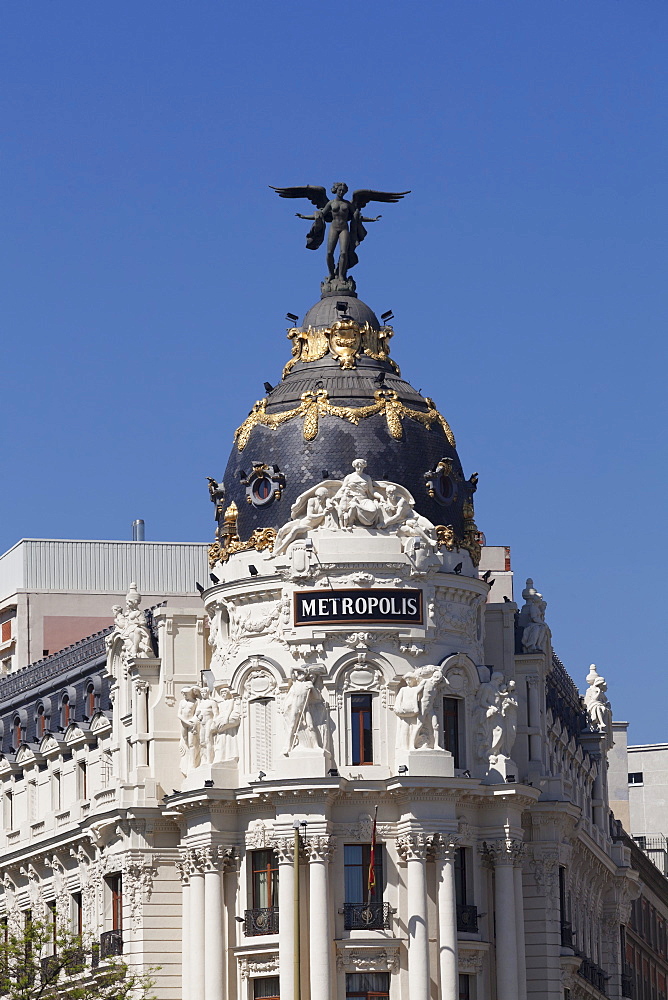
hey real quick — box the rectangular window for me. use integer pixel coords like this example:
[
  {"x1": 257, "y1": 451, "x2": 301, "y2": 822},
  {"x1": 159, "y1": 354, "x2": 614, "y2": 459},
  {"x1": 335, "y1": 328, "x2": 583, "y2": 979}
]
[
  {"x1": 628, "y1": 772, "x2": 644, "y2": 784},
  {"x1": 459, "y1": 974, "x2": 471, "y2": 1000},
  {"x1": 4, "y1": 789, "x2": 13, "y2": 829},
  {"x1": 443, "y1": 697, "x2": 461, "y2": 767},
  {"x1": 52, "y1": 772, "x2": 61, "y2": 812},
  {"x1": 350, "y1": 694, "x2": 373, "y2": 765},
  {"x1": 344, "y1": 845, "x2": 383, "y2": 904},
  {"x1": 254, "y1": 977, "x2": 280, "y2": 1000},
  {"x1": 105, "y1": 875, "x2": 122, "y2": 931},
  {"x1": 77, "y1": 761, "x2": 87, "y2": 800},
  {"x1": 47, "y1": 901, "x2": 57, "y2": 954},
  {"x1": 346, "y1": 972, "x2": 390, "y2": 999},
  {"x1": 251, "y1": 850, "x2": 279, "y2": 909},
  {"x1": 1, "y1": 622, "x2": 11, "y2": 644},
  {"x1": 72, "y1": 892, "x2": 83, "y2": 938},
  {"x1": 455, "y1": 847, "x2": 467, "y2": 907}
]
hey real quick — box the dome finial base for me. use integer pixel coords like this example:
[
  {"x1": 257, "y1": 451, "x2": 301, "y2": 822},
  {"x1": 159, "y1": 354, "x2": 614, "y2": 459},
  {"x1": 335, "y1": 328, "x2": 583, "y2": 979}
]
[{"x1": 320, "y1": 275, "x2": 357, "y2": 299}]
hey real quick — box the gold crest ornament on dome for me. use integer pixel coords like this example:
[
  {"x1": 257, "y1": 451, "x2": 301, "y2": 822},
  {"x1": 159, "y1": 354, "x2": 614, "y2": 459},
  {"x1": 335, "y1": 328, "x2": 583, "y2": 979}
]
[
  {"x1": 282, "y1": 322, "x2": 400, "y2": 378},
  {"x1": 327, "y1": 318, "x2": 362, "y2": 369},
  {"x1": 234, "y1": 388, "x2": 456, "y2": 452}
]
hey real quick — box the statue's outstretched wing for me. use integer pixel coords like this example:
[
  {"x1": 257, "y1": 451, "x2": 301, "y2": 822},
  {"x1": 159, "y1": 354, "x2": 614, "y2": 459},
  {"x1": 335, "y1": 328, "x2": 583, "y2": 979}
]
[
  {"x1": 270, "y1": 185, "x2": 328, "y2": 209},
  {"x1": 352, "y1": 189, "x2": 411, "y2": 210}
]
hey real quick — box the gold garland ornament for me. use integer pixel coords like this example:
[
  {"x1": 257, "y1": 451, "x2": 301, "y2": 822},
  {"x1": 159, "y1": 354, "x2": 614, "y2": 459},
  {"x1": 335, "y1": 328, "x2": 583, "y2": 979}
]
[
  {"x1": 208, "y1": 500, "x2": 277, "y2": 566},
  {"x1": 234, "y1": 388, "x2": 455, "y2": 452},
  {"x1": 282, "y1": 319, "x2": 400, "y2": 379}
]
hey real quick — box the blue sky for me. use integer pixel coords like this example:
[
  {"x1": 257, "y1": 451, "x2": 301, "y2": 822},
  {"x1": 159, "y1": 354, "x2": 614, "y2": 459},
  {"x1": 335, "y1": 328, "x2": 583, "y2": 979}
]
[{"x1": 1, "y1": 1, "x2": 666, "y2": 740}]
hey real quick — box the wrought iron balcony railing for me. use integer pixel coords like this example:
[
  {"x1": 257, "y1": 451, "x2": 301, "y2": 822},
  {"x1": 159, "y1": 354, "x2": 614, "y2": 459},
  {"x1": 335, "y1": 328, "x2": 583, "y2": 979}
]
[
  {"x1": 456, "y1": 904, "x2": 478, "y2": 933},
  {"x1": 244, "y1": 906, "x2": 279, "y2": 936},
  {"x1": 100, "y1": 929, "x2": 123, "y2": 959},
  {"x1": 560, "y1": 920, "x2": 574, "y2": 949},
  {"x1": 578, "y1": 956, "x2": 608, "y2": 995},
  {"x1": 621, "y1": 966, "x2": 634, "y2": 998},
  {"x1": 343, "y1": 902, "x2": 392, "y2": 931}
]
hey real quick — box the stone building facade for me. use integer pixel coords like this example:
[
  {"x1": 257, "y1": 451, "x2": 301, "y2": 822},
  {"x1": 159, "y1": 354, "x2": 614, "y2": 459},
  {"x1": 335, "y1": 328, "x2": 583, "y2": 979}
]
[{"x1": 0, "y1": 269, "x2": 652, "y2": 1000}]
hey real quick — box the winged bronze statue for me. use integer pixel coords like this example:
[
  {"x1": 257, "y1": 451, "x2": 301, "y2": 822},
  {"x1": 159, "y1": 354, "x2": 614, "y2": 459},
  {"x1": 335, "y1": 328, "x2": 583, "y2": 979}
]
[{"x1": 270, "y1": 183, "x2": 410, "y2": 283}]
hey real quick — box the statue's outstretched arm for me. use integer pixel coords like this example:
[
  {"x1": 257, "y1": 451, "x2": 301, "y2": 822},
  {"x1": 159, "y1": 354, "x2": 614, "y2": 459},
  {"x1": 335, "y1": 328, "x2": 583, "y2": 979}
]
[
  {"x1": 361, "y1": 214, "x2": 382, "y2": 222},
  {"x1": 296, "y1": 212, "x2": 317, "y2": 220}
]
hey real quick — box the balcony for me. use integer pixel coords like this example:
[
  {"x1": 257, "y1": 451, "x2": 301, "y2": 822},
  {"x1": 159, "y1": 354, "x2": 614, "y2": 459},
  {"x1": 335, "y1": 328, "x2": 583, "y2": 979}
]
[
  {"x1": 244, "y1": 906, "x2": 279, "y2": 936},
  {"x1": 621, "y1": 966, "x2": 634, "y2": 998},
  {"x1": 343, "y1": 902, "x2": 392, "y2": 931},
  {"x1": 100, "y1": 929, "x2": 123, "y2": 959},
  {"x1": 578, "y1": 956, "x2": 608, "y2": 995},
  {"x1": 560, "y1": 920, "x2": 574, "y2": 949},
  {"x1": 457, "y1": 904, "x2": 478, "y2": 933}
]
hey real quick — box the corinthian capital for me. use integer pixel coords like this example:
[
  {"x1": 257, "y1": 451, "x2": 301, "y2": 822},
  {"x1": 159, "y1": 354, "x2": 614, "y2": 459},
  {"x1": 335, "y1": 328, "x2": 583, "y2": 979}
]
[
  {"x1": 481, "y1": 838, "x2": 525, "y2": 867},
  {"x1": 303, "y1": 835, "x2": 336, "y2": 863},
  {"x1": 431, "y1": 832, "x2": 460, "y2": 862},
  {"x1": 396, "y1": 833, "x2": 433, "y2": 862}
]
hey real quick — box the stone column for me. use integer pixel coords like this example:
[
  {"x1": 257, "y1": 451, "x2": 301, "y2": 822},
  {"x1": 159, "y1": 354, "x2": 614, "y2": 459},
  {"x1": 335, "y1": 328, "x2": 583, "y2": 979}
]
[
  {"x1": 434, "y1": 835, "x2": 459, "y2": 1000},
  {"x1": 133, "y1": 679, "x2": 149, "y2": 768},
  {"x1": 305, "y1": 836, "x2": 335, "y2": 1000},
  {"x1": 204, "y1": 848, "x2": 225, "y2": 1000},
  {"x1": 275, "y1": 838, "x2": 296, "y2": 1000},
  {"x1": 484, "y1": 839, "x2": 523, "y2": 1000},
  {"x1": 398, "y1": 834, "x2": 431, "y2": 1000},
  {"x1": 177, "y1": 857, "x2": 191, "y2": 1000},
  {"x1": 187, "y1": 850, "x2": 206, "y2": 1000},
  {"x1": 513, "y1": 852, "x2": 527, "y2": 1000}
]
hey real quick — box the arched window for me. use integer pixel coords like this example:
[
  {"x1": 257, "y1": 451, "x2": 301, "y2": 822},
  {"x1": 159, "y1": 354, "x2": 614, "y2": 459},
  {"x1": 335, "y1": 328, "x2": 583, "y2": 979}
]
[
  {"x1": 61, "y1": 696, "x2": 70, "y2": 729},
  {"x1": 12, "y1": 716, "x2": 21, "y2": 750},
  {"x1": 36, "y1": 706, "x2": 46, "y2": 739},
  {"x1": 86, "y1": 684, "x2": 95, "y2": 720}
]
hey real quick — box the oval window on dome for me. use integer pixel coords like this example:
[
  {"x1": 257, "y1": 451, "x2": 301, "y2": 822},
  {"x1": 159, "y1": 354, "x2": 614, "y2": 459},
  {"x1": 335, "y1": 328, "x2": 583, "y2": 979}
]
[
  {"x1": 433, "y1": 471, "x2": 456, "y2": 505},
  {"x1": 249, "y1": 476, "x2": 278, "y2": 508}
]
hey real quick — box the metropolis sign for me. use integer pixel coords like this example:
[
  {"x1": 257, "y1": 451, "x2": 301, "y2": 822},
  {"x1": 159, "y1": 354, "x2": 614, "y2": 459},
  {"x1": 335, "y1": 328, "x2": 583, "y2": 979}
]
[{"x1": 294, "y1": 589, "x2": 423, "y2": 627}]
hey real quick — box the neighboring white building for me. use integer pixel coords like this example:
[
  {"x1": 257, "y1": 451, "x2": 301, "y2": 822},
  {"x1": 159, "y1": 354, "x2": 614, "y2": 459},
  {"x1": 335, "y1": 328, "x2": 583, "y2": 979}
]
[
  {"x1": 0, "y1": 538, "x2": 208, "y2": 670},
  {"x1": 0, "y1": 269, "x2": 652, "y2": 1000}
]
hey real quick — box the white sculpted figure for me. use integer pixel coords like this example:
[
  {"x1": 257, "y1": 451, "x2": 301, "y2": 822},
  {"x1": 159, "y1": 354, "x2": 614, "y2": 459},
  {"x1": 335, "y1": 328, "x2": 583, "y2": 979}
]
[
  {"x1": 380, "y1": 484, "x2": 413, "y2": 528},
  {"x1": 267, "y1": 459, "x2": 436, "y2": 558},
  {"x1": 178, "y1": 686, "x2": 201, "y2": 775},
  {"x1": 475, "y1": 671, "x2": 504, "y2": 761},
  {"x1": 414, "y1": 664, "x2": 444, "y2": 748},
  {"x1": 393, "y1": 670, "x2": 425, "y2": 750},
  {"x1": 331, "y1": 458, "x2": 383, "y2": 528},
  {"x1": 282, "y1": 665, "x2": 329, "y2": 755},
  {"x1": 584, "y1": 664, "x2": 610, "y2": 732},
  {"x1": 212, "y1": 685, "x2": 242, "y2": 762},
  {"x1": 518, "y1": 579, "x2": 551, "y2": 654},
  {"x1": 489, "y1": 679, "x2": 518, "y2": 762},
  {"x1": 196, "y1": 686, "x2": 219, "y2": 765},
  {"x1": 273, "y1": 486, "x2": 331, "y2": 556},
  {"x1": 108, "y1": 582, "x2": 154, "y2": 659},
  {"x1": 398, "y1": 518, "x2": 439, "y2": 572}
]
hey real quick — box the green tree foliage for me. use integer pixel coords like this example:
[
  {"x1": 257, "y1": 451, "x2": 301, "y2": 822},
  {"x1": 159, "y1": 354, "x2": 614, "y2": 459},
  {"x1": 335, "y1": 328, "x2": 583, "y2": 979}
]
[{"x1": 0, "y1": 918, "x2": 156, "y2": 1000}]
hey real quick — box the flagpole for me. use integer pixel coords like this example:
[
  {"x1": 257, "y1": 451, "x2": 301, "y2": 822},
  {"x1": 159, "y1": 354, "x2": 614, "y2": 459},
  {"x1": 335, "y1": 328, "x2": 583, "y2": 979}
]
[
  {"x1": 293, "y1": 821, "x2": 301, "y2": 1000},
  {"x1": 367, "y1": 805, "x2": 379, "y2": 908}
]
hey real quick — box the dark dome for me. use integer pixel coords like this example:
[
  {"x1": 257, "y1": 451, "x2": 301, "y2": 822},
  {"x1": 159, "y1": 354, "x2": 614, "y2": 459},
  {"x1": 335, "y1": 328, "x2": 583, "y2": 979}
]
[
  {"x1": 302, "y1": 294, "x2": 380, "y2": 330},
  {"x1": 219, "y1": 294, "x2": 476, "y2": 543}
]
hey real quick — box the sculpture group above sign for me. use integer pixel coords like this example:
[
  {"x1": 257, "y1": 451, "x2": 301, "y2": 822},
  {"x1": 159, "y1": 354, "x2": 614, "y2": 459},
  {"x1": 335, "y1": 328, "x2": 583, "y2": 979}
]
[{"x1": 294, "y1": 589, "x2": 423, "y2": 627}]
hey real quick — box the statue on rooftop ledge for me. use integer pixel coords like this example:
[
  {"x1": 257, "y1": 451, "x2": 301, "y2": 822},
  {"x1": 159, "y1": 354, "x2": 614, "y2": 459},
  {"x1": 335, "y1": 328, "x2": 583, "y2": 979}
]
[{"x1": 270, "y1": 182, "x2": 410, "y2": 289}]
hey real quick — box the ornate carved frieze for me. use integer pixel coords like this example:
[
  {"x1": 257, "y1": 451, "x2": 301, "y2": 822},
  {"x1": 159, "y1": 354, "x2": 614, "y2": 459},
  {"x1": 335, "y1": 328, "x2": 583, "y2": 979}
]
[
  {"x1": 336, "y1": 946, "x2": 400, "y2": 974},
  {"x1": 238, "y1": 953, "x2": 280, "y2": 979}
]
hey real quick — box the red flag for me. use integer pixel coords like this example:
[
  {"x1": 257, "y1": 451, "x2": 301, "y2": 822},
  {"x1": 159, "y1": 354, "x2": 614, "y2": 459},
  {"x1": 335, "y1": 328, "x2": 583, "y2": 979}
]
[{"x1": 367, "y1": 806, "x2": 378, "y2": 901}]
